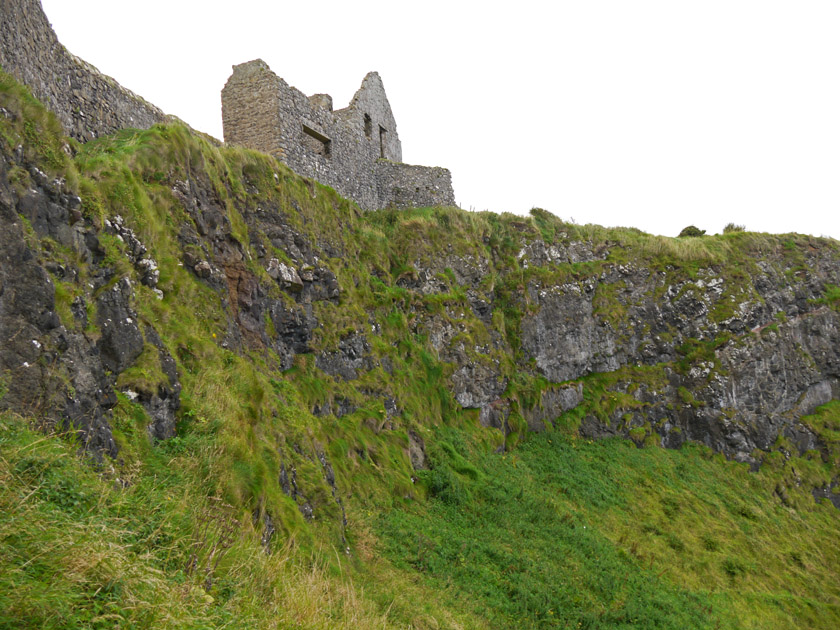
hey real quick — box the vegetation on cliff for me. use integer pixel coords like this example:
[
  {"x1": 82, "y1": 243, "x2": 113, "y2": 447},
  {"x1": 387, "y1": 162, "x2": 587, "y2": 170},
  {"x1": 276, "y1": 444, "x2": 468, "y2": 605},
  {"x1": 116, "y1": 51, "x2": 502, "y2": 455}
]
[{"x1": 1, "y1": 69, "x2": 839, "y2": 629}]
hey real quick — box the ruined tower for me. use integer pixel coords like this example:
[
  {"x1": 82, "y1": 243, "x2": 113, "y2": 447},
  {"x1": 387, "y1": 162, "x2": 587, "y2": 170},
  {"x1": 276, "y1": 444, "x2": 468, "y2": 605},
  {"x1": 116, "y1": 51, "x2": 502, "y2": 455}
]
[{"x1": 221, "y1": 60, "x2": 455, "y2": 210}]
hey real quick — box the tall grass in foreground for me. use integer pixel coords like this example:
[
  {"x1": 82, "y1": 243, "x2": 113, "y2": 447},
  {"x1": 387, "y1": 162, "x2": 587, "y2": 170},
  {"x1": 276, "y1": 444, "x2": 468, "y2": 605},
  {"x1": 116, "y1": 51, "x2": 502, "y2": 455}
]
[{"x1": 0, "y1": 414, "x2": 402, "y2": 630}]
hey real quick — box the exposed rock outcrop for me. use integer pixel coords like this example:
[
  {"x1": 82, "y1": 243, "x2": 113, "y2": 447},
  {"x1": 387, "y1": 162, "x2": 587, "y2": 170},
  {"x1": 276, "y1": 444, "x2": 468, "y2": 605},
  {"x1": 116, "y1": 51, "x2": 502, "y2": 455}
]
[{"x1": 0, "y1": 114, "x2": 180, "y2": 459}]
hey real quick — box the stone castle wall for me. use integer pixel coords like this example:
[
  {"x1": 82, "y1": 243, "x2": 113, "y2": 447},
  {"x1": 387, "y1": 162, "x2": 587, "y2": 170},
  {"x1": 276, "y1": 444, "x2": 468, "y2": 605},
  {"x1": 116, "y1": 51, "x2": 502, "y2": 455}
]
[
  {"x1": 222, "y1": 60, "x2": 455, "y2": 210},
  {"x1": 375, "y1": 162, "x2": 456, "y2": 209},
  {"x1": 1, "y1": 1, "x2": 456, "y2": 210},
  {"x1": 0, "y1": 0, "x2": 166, "y2": 141}
]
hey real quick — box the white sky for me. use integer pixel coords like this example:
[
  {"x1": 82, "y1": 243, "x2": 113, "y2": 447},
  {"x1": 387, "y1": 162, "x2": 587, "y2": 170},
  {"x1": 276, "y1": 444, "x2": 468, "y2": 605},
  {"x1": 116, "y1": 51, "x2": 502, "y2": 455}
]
[{"x1": 40, "y1": 0, "x2": 840, "y2": 239}]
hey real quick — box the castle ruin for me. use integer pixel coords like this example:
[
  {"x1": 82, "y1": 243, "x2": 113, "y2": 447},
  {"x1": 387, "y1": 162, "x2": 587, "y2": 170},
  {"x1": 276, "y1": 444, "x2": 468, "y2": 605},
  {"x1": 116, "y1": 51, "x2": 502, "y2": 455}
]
[
  {"x1": 0, "y1": 0, "x2": 456, "y2": 211},
  {"x1": 222, "y1": 60, "x2": 456, "y2": 210}
]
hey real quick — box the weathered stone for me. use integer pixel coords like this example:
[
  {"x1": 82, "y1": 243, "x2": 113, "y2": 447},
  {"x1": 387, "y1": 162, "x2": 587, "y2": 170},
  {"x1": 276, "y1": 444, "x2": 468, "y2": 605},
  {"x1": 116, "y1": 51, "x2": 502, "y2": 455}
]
[
  {"x1": 479, "y1": 401, "x2": 512, "y2": 438},
  {"x1": 812, "y1": 482, "x2": 840, "y2": 509},
  {"x1": 316, "y1": 334, "x2": 373, "y2": 381},
  {"x1": 375, "y1": 161, "x2": 455, "y2": 210},
  {"x1": 141, "y1": 325, "x2": 182, "y2": 441},
  {"x1": 222, "y1": 60, "x2": 455, "y2": 210},
  {"x1": 408, "y1": 431, "x2": 427, "y2": 470},
  {"x1": 267, "y1": 299, "x2": 316, "y2": 370},
  {"x1": 194, "y1": 260, "x2": 212, "y2": 278},
  {"x1": 521, "y1": 284, "x2": 621, "y2": 383},
  {"x1": 4, "y1": 0, "x2": 840, "y2": 511},
  {"x1": 253, "y1": 509, "x2": 275, "y2": 552},
  {"x1": 312, "y1": 397, "x2": 356, "y2": 418},
  {"x1": 96, "y1": 278, "x2": 144, "y2": 374},
  {"x1": 450, "y1": 362, "x2": 507, "y2": 409},
  {"x1": 0, "y1": 149, "x2": 121, "y2": 458},
  {"x1": 522, "y1": 384, "x2": 584, "y2": 432},
  {"x1": 300, "y1": 266, "x2": 340, "y2": 303},
  {"x1": 267, "y1": 258, "x2": 303, "y2": 291},
  {"x1": 0, "y1": 0, "x2": 167, "y2": 141}
]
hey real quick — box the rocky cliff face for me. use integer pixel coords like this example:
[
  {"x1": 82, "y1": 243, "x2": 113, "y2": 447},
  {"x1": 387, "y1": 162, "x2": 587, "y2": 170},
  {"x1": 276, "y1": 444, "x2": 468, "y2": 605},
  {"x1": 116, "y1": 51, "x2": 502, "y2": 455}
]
[
  {"x1": 1, "y1": 68, "x2": 839, "y2": 531},
  {"x1": 0, "y1": 114, "x2": 179, "y2": 458},
  {"x1": 401, "y1": 229, "x2": 840, "y2": 482},
  {"x1": 513, "y1": 248, "x2": 840, "y2": 461}
]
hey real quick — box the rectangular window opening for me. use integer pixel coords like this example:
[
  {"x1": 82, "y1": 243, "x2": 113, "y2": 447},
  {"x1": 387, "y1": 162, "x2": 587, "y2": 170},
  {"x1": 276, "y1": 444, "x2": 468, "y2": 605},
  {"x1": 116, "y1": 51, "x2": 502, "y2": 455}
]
[{"x1": 302, "y1": 124, "x2": 331, "y2": 158}]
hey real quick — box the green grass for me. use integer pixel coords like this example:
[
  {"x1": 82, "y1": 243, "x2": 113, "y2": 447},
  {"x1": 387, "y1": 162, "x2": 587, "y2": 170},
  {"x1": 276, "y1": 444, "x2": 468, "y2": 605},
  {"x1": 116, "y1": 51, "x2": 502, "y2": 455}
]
[
  {"x1": 0, "y1": 71, "x2": 78, "y2": 181},
  {"x1": 814, "y1": 284, "x2": 840, "y2": 308},
  {"x1": 374, "y1": 429, "x2": 840, "y2": 629},
  {"x1": 0, "y1": 413, "x2": 492, "y2": 629}
]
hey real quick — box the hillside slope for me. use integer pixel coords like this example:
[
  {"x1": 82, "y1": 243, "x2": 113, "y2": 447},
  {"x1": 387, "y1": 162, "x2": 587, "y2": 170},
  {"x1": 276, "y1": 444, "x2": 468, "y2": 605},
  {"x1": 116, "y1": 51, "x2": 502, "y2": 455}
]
[{"x1": 1, "y1": 70, "x2": 839, "y2": 629}]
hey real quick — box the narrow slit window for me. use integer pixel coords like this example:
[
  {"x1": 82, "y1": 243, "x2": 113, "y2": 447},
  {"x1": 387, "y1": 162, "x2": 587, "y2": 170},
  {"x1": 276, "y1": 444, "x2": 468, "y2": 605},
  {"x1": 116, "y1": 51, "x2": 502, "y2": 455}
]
[
  {"x1": 364, "y1": 113, "x2": 372, "y2": 139},
  {"x1": 379, "y1": 125, "x2": 387, "y2": 159}
]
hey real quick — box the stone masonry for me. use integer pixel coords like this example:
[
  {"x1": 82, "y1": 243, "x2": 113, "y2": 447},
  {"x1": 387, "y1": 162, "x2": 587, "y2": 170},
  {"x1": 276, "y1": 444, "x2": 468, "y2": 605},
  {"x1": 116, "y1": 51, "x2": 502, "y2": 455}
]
[
  {"x1": 222, "y1": 60, "x2": 456, "y2": 210},
  {"x1": 0, "y1": 0, "x2": 167, "y2": 142},
  {"x1": 0, "y1": 1, "x2": 456, "y2": 210}
]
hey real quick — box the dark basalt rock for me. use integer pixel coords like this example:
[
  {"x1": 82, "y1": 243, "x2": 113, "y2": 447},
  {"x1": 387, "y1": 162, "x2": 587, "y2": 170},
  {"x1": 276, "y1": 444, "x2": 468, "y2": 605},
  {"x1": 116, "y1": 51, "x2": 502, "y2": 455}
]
[
  {"x1": 522, "y1": 384, "x2": 584, "y2": 432},
  {"x1": 479, "y1": 401, "x2": 511, "y2": 434},
  {"x1": 140, "y1": 325, "x2": 182, "y2": 441},
  {"x1": 0, "y1": 151, "x2": 122, "y2": 457},
  {"x1": 267, "y1": 298, "x2": 316, "y2": 370},
  {"x1": 520, "y1": 284, "x2": 621, "y2": 383},
  {"x1": 316, "y1": 334, "x2": 373, "y2": 381},
  {"x1": 0, "y1": 132, "x2": 185, "y2": 459},
  {"x1": 96, "y1": 278, "x2": 144, "y2": 374},
  {"x1": 450, "y1": 362, "x2": 507, "y2": 410},
  {"x1": 312, "y1": 397, "x2": 357, "y2": 419},
  {"x1": 4, "y1": 54, "x2": 840, "y2": 524},
  {"x1": 408, "y1": 430, "x2": 427, "y2": 470},
  {"x1": 812, "y1": 482, "x2": 840, "y2": 509}
]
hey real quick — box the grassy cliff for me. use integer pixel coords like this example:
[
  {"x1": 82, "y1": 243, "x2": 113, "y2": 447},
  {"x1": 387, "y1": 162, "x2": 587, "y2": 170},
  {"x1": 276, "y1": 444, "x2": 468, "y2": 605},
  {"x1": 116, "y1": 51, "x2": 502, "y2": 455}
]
[{"x1": 1, "y1": 69, "x2": 839, "y2": 629}]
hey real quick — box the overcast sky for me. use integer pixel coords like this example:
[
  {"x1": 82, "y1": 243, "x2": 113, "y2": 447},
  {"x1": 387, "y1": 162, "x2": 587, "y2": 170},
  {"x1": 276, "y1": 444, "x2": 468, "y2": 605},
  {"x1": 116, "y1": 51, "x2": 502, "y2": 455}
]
[{"x1": 40, "y1": 0, "x2": 840, "y2": 239}]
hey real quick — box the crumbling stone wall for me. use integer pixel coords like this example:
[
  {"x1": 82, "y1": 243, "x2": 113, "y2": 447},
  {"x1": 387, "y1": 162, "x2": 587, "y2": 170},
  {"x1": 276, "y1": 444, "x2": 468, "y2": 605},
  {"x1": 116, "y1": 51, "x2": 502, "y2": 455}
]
[
  {"x1": 0, "y1": 0, "x2": 456, "y2": 209},
  {"x1": 375, "y1": 161, "x2": 456, "y2": 209},
  {"x1": 222, "y1": 60, "x2": 455, "y2": 210},
  {"x1": 0, "y1": 0, "x2": 166, "y2": 141}
]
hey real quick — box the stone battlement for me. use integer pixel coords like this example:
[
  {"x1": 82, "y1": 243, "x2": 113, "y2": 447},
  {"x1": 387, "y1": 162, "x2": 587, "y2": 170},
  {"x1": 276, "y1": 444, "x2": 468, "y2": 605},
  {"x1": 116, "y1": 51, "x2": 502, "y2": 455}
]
[
  {"x1": 0, "y1": 0, "x2": 167, "y2": 141},
  {"x1": 222, "y1": 60, "x2": 456, "y2": 210}
]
